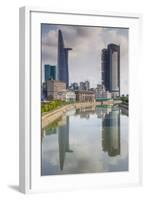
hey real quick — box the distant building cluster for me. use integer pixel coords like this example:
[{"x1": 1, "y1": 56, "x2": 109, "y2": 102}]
[
  {"x1": 69, "y1": 81, "x2": 90, "y2": 91},
  {"x1": 41, "y1": 30, "x2": 120, "y2": 102}
]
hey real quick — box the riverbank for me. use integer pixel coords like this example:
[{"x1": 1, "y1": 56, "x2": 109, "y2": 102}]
[
  {"x1": 120, "y1": 102, "x2": 128, "y2": 109},
  {"x1": 119, "y1": 102, "x2": 129, "y2": 115},
  {"x1": 42, "y1": 100, "x2": 116, "y2": 128}
]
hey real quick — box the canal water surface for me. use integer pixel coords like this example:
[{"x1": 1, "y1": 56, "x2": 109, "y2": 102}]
[{"x1": 41, "y1": 106, "x2": 128, "y2": 176}]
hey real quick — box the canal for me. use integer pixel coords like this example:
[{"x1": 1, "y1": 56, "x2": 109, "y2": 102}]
[{"x1": 41, "y1": 105, "x2": 128, "y2": 176}]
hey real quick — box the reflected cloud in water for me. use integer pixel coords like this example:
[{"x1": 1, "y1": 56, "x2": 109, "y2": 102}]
[{"x1": 41, "y1": 106, "x2": 128, "y2": 175}]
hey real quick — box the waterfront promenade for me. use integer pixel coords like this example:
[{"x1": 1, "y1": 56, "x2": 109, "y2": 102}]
[{"x1": 42, "y1": 100, "x2": 117, "y2": 128}]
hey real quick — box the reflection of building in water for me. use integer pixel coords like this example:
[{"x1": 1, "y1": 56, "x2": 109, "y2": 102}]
[
  {"x1": 80, "y1": 106, "x2": 95, "y2": 112},
  {"x1": 58, "y1": 116, "x2": 73, "y2": 170},
  {"x1": 66, "y1": 109, "x2": 76, "y2": 116},
  {"x1": 96, "y1": 106, "x2": 112, "y2": 119},
  {"x1": 45, "y1": 127, "x2": 57, "y2": 135},
  {"x1": 102, "y1": 107, "x2": 120, "y2": 156},
  {"x1": 120, "y1": 106, "x2": 128, "y2": 116},
  {"x1": 75, "y1": 107, "x2": 96, "y2": 119},
  {"x1": 80, "y1": 112, "x2": 90, "y2": 119},
  {"x1": 41, "y1": 127, "x2": 57, "y2": 141},
  {"x1": 58, "y1": 116, "x2": 66, "y2": 126}
]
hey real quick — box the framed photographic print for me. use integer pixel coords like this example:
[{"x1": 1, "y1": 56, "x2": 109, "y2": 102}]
[{"x1": 19, "y1": 7, "x2": 142, "y2": 193}]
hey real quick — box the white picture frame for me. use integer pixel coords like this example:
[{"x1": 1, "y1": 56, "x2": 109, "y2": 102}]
[{"x1": 19, "y1": 6, "x2": 142, "y2": 194}]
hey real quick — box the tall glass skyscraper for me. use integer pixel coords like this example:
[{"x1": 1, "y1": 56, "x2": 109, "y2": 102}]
[
  {"x1": 108, "y1": 44, "x2": 120, "y2": 95},
  {"x1": 44, "y1": 64, "x2": 56, "y2": 81},
  {"x1": 57, "y1": 30, "x2": 72, "y2": 88},
  {"x1": 101, "y1": 48, "x2": 109, "y2": 90},
  {"x1": 101, "y1": 44, "x2": 120, "y2": 97}
]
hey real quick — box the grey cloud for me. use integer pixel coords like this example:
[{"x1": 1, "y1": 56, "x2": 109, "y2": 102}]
[{"x1": 41, "y1": 24, "x2": 129, "y2": 94}]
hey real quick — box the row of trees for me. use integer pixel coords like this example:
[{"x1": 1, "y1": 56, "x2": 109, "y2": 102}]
[
  {"x1": 120, "y1": 95, "x2": 129, "y2": 104},
  {"x1": 41, "y1": 100, "x2": 68, "y2": 113}
]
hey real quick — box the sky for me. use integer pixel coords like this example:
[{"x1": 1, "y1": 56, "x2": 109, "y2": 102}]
[{"x1": 41, "y1": 24, "x2": 129, "y2": 95}]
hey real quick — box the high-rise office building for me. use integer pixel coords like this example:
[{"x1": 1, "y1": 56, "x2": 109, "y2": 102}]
[
  {"x1": 101, "y1": 49, "x2": 109, "y2": 90},
  {"x1": 44, "y1": 64, "x2": 56, "y2": 81},
  {"x1": 101, "y1": 44, "x2": 120, "y2": 97},
  {"x1": 64, "y1": 48, "x2": 72, "y2": 88},
  {"x1": 108, "y1": 44, "x2": 120, "y2": 96},
  {"x1": 57, "y1": 30, "x2": 72, "y2": 88},
  {"x1": 57, "y1": 30, "x2": 65, "y2": 82}
]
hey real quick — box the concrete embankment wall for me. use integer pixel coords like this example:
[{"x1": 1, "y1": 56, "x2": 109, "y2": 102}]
[
  {"x1": 120, "y1": 103, "x2": 128, "y2": 109},
  {"x1": 119, "y1": 103, "x2": 129, "y2": 116},
  {"x1": 42, "y1": 101, "x2": 114, "y2": 128},
  {"x1": 42, "y1": 104, "x2": 75, "y2": 128}
]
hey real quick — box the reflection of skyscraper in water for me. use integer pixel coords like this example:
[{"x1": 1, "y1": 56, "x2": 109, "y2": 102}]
[
  {"x1": 102, "y1": 107, "x2": 120, "y2": 156},
  {"x1": 58, "y1": 116, "x2": 73, "y2": 170},
  {"x1": 96, "y1": 106, "x2": 112, "y2": 119},
  {"x1": 76, "y1": 107, "x2": 96, "y2": 119}
]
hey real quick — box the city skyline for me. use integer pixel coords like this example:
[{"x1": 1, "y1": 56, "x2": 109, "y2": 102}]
[{"x1": 41, "y1": 24, "x2": 128, "y2": 95}]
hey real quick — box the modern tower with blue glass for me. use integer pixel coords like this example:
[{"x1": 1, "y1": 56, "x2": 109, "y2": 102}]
[
  {"x1": 57, "y1": 30, "x2": 72, "y2": 88},
  {"x1": 44, "y1": 64, "x2": 56, "y2": 81}
]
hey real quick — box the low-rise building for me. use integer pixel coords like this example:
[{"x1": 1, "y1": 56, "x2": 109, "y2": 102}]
[
  {"x1": 96, "y1": 84, "x2": 104, "y2": 99},
  {"x1": 96, "y1": 84, "x2": 112, "y2": 100},
  {"x1": 65, "y1": 90, "x2": 76, "y2": 102},
  {"x1": 46, "y1": 80, "x2": 66, "y2": 100},
  {"x1": 102, "y1": 90, "x2": 112, "y2": 99},
  {"x1": 75, "y1": 90, "x2": 96, "y2": 102}
]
